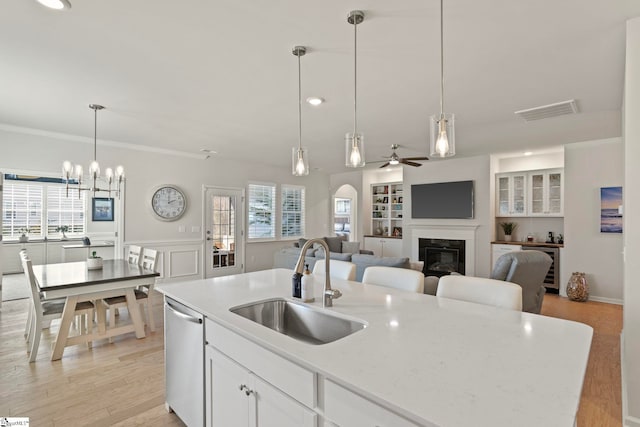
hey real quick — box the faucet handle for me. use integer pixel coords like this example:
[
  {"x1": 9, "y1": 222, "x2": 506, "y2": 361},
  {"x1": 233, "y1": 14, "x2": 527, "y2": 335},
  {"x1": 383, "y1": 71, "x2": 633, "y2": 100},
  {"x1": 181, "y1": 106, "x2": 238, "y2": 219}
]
[{"x1": 325, "y1": 288, "x2": 342, "y2": 300}]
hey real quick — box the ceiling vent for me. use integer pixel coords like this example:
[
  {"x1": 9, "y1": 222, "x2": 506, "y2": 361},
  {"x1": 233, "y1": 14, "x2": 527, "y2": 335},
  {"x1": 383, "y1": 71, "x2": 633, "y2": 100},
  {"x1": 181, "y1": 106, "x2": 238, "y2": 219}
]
[{"x1": 515, "y1": 99, "x2": 578, "y2": 121}]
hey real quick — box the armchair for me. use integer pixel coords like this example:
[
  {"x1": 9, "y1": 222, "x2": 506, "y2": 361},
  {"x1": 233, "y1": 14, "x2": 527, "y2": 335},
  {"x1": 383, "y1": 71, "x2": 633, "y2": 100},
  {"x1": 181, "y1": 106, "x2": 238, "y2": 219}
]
[{"x1": 490, "y1": 250, "x2": 552, "y2": 314}]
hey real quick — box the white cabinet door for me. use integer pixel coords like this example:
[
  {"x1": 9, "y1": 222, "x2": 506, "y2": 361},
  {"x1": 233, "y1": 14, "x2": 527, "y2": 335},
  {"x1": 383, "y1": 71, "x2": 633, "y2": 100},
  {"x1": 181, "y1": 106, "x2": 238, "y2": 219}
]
[
  {"x1": 528, "y1": 169, "x2": 563, "y2": 216},
  {"x1": 364, "y1": 237, "x2": 402, "y2": 257},
  {"x1": 253, "y1": 376, "x2": 317, "y2": 427},
  {"x1": 206, "y1": 346, "x2": 251, "y2": 427},
  {"x1": 496, "y1": 173, "x2": 527, "y2": 217},
  {"x1": 491, "y1": 244, "x2": 522, "y2": 269},
  {"x1": 206, "y1": 345, "x2": 317, "y2": 427}
]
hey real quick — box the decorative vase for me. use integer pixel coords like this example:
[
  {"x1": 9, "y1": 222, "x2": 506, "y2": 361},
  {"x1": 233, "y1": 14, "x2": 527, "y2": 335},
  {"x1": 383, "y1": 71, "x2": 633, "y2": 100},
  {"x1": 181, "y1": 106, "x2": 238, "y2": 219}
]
[
  {"x1": 87, "y1": 257, "x2": 103, "y2": 270},
  {"x1": 567, "y1": 272, "x2": 589, "y2": 302},
  {"x1": 504, "y1": 234, "x2": 512, "y2": 242}
]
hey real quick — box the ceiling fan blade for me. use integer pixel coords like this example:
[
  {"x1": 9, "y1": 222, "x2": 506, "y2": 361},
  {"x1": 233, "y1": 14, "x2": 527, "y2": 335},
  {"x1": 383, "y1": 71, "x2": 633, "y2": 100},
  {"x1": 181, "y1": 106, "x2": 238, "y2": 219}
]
[
  {"x1": 403, "y1": 156, "x2": 429, "y2": 161},
  {"x1": 378, "y1": 162, "x2": 391, "y2": 168},
  {"x1": 401, "y1": 160, "x2": 423, "y2": 167}
]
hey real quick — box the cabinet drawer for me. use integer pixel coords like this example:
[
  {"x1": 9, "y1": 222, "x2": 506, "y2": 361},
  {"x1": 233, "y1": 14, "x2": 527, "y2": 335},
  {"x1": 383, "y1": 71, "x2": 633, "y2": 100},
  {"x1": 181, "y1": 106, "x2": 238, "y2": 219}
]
[
  {"x1": 324, "y1": 379, "x2": 422, "y2": 427},
  {"x1": 205, "y1": 319, "x2": 316, "y2": 409}
]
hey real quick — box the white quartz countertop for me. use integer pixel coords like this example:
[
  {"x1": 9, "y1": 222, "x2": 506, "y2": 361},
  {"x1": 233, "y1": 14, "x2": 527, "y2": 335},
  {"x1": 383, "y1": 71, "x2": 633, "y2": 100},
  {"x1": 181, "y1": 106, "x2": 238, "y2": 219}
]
[{"x1": 157, "y1": 268, "x2": 593, "y2": 427}]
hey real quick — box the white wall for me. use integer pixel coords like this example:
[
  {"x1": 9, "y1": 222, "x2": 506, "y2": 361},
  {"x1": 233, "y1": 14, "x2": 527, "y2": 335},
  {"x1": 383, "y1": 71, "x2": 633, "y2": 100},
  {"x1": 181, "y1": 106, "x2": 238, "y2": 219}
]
[
  {"x1": 402, "y1": 155, "x2": 492, "y2": 277},
  {"x1": 563, "y1": 138, "x2": 624, "y2": 303},
  {"x1": 0, "y1": 127, "x2": 330, "y2": 279},
  {"x1": 623, "y1": 16, "x2": 640, "y2": 426}
]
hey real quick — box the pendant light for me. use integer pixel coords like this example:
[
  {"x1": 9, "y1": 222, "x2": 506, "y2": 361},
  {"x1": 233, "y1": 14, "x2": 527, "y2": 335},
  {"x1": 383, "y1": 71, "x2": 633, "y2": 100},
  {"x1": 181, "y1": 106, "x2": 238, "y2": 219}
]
[
  {"x1": 292, "y1": 46, "x2": 309, "y2": 176},
  {"x1": 62, "y1": 104, "x2": 124, "y2": 199},
  {"x1": 345, "y1": 10, "x2": 366, "y2": 168},
  {"x1": 429, "y1": 0, "x2": 455, "y2": 158}
]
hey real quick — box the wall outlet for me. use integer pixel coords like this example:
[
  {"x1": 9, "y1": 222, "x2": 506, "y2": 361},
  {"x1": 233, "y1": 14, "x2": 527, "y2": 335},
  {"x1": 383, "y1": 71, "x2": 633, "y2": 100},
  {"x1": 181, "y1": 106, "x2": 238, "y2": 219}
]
[
  {"x1": 178, "y1": 225, "x2": 186, "y2": 233},
  {"x1": 191, "y1": 226, "x2": 201, "y2": 233}
]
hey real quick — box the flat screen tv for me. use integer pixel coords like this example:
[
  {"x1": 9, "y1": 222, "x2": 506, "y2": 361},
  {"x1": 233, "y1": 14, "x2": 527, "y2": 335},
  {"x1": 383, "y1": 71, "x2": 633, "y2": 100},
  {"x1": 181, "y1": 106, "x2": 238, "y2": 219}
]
[{"x1": 411, "y1": 180, "x2": 474, "y2": 219}]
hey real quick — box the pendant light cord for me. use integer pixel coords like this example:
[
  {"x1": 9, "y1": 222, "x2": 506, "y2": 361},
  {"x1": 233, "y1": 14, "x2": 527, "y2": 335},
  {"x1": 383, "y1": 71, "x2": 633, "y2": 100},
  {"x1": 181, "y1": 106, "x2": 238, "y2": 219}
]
[
  {"x1": 93, "y1": 106, "x2": 98, "y2": 161},
  {"x1": 353, "y1": 17, "x2": 358, "y2": 137},
  {"x1": 440, "y1": 0, "x2": 445, "y2": 118},
  {"x1": 298, "y1": 51, "x2": 302, "y2": 150}
]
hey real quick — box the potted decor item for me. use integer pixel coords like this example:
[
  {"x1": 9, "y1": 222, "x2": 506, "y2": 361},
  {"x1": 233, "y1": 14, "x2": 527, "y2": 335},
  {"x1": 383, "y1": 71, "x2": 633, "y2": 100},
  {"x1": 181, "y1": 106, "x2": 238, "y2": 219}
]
[
  {"x1": 18, "y1": 227, "x2": 30, "y2": 243},
  {"x1": 567, "y1": 272, "x2": 589, "y2": 302},
  {"x1": 55, "y1": 225, "x2": 69, "y2": 240},
  {"x1": 87, "y1": 250, "x2": 103, "y2": 270},
  {"x1": 499, "y1": 222, "x2": 518, "y2": 242}
]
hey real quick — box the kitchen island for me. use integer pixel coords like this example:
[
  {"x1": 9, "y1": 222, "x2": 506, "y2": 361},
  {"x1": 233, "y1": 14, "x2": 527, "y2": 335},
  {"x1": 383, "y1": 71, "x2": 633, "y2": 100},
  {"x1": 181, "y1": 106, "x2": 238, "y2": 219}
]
[{"x1": 157, "y1": 268, "x2": 592, "y2": 427}]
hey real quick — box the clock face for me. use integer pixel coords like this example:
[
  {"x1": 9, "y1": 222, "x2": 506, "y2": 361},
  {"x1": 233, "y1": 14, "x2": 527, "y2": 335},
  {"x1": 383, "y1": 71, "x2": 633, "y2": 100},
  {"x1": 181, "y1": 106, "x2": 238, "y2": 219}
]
[{"x1": 151, "y1": 186, "x2": 187, "y2": 221}]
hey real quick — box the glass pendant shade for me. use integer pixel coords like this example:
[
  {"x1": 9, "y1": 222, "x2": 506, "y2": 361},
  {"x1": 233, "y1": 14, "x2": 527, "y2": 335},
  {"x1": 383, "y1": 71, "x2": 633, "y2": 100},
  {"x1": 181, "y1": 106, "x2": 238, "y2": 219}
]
[
  {"x1": 292, "y1": 147, "x2": 309, "y2": 176},
  {"x1": 429, "y1": 114, "x2": 455, "y2": 158},
  {"x1": 345, "y1": 132, "x2": 365, "y2": 167}
]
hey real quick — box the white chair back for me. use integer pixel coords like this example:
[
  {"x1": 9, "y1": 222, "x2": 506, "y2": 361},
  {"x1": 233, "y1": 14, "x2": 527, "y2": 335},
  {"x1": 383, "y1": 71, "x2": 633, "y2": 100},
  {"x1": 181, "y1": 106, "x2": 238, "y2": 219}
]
[
  {"x1": 436, "y1": 275, "x2": 523, "y2": 311},
  {"x1": 362, "y1": 266, "x2": 424, "y2": 293},
  {"x1": 141, "y1": 248, "x2": 158, "y2": 272},
  {"x1": 20, "y1": 250, "x2": 42, "y2": 309},
  {"x1": 312, "y1": 259, "x2": 356, "y2": 281},
  {"x1": 127, "y1": 244, "x2": 142, "y2": 265}
]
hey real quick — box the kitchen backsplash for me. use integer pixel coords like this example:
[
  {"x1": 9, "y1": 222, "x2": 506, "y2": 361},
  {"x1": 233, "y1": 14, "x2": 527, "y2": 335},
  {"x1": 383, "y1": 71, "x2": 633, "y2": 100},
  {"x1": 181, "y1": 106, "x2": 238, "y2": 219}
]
[{"x1": 496, "y1": 217, "x2": 564, "y2": 243}]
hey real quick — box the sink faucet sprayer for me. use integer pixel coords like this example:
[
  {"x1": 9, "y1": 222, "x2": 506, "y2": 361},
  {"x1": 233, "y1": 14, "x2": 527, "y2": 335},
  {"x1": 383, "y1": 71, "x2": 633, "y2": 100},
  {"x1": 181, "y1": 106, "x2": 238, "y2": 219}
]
[{"x1": 293, "y1": 238, "x2": 342, "y2": 307}]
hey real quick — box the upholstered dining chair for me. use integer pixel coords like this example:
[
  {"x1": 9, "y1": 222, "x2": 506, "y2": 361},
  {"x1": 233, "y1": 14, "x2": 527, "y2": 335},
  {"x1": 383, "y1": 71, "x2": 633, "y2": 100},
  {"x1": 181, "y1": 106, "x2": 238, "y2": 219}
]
[
  {"x1": 103, "y1": 248, "x2": 158, "y2": 340},
  {"x1": 21, "y1": 251, "x2": 95, "y2": 362},
  {"x1": 361, "y1": 266, "x2": 425, "y2": 293},
  {"x1": 436, "y1": 275, "x2": 523, "y2": 311},
  {"x1": 312, "y1": 259, "x2": 357, "y2": 281}
]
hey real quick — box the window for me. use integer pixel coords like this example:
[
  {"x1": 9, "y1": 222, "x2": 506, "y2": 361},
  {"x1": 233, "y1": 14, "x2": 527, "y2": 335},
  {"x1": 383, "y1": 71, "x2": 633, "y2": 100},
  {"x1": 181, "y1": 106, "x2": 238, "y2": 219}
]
[
  {"x1": 2, "y1": 176, "x2": 86, "y2": 239},
  {"x1": 281, "y1": 185, "x2": 305, "y2": 238},
  {"x1": 247, "y1": 183, "x2": 276, "y2": 239},
  {"x1": 335, "y1": 197, "x2": 351, "y2": 215}
]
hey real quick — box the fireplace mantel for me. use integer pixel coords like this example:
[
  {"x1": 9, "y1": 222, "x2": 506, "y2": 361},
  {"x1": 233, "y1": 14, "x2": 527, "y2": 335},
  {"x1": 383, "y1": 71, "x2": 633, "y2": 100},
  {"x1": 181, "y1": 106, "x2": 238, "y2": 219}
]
[{"x1": 409, "y1": 224, "x2": 479, "y2": 276}]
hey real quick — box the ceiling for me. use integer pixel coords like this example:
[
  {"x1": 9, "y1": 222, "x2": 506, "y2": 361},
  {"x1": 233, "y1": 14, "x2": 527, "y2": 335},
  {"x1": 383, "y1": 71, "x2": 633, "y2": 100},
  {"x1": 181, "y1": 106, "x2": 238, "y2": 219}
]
[{"x1": 2, "y1": 1, "x2": 639, "y2": 174}]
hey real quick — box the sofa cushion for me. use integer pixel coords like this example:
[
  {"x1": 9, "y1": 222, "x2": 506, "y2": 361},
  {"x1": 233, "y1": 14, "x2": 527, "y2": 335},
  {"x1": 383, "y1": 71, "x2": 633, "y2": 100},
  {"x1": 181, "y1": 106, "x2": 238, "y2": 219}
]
[
  {"x1": 351, "y1": 254, "x2": 411, "y2": 282},
  {"x1": 315, "y1": 251, "x2": 352, "y2": 261},
  {"x1": 282, "y1": 246, "x2": 315, "y2": 258},
  {"x1": 324, "y1": 236, "x2": 345, "y2": 253},
  {"x1": 341, "y1": 241, "x2": 360, "y2": 254}
]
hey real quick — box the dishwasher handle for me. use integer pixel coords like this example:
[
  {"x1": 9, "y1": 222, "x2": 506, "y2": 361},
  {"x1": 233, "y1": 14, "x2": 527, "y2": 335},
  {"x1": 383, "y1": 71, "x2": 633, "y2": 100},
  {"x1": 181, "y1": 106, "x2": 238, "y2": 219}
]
[{"x1": 166, "y1": 301, "x2": 203, "y2": 324}]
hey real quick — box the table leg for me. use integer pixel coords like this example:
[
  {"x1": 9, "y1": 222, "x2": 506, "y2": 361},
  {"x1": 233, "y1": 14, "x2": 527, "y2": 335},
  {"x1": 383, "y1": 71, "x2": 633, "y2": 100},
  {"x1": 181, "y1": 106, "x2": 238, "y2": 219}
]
[
  {"x1": 51, "y1": 296, "x2": 78, "y2": 361},
  {"x1": 125, "y1": 289, "x2": 146, "y2": 339},
  {"x1": 96, "y1": 301, "x2": 107, "y2": 335}
]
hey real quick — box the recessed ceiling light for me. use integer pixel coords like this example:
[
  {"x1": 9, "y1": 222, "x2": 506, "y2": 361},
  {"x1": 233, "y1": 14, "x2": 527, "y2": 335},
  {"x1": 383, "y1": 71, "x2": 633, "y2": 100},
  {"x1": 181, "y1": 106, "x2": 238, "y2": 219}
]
[
  {"x1": 306, "y1": 97, "x2": 324, "y2": 106},
  {"x1": 36, "y1": 0, "x2": 71, "y2": 10},
  {"x1": 524, "y1": 151, "x2": 533, "y2": 156}
]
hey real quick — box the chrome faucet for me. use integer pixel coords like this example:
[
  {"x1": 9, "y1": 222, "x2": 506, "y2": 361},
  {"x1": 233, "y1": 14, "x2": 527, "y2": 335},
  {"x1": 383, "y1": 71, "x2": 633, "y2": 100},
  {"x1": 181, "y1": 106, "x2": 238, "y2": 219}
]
[{"x1": 294, "y1": 238, "x2": 342, "y2": 307}]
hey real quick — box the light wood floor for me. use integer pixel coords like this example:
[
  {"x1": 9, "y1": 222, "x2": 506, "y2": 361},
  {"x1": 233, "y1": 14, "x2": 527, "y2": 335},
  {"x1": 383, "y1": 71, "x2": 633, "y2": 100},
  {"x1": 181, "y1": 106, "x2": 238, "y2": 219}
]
[{"x1": 0, "y1": 293, "x2": 622, "y2": 426}]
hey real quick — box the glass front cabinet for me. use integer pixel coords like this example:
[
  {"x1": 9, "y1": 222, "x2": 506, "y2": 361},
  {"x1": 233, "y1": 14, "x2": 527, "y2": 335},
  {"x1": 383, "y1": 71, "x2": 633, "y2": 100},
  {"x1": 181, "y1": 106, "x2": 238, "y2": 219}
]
[
  {"x1": 496, "y1": 172, "x2": 527, "y2": 217},
  {"x1": 528, "y1": 168, "x2": 563, "y2": 216}
]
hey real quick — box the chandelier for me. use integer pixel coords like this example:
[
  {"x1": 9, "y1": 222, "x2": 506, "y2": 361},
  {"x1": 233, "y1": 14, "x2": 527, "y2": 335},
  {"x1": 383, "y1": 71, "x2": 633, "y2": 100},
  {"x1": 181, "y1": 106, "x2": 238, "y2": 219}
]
[{"x1": 62, "y1": 104, "x2": 124, "y2": 199}]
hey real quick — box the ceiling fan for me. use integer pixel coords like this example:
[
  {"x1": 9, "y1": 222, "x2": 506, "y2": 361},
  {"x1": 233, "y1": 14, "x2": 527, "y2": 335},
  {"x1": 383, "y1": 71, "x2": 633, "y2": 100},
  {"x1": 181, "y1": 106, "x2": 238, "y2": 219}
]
[{"x1": 375, "y1": 144, "x2": 429, "y2": 168}]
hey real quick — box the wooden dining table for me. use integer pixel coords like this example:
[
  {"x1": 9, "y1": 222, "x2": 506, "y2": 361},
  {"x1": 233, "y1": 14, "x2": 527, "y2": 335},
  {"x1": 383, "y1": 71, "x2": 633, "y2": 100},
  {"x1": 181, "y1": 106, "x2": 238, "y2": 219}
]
[{"x1": 32, "y1": 259, "x2": 160, "y2": 361}]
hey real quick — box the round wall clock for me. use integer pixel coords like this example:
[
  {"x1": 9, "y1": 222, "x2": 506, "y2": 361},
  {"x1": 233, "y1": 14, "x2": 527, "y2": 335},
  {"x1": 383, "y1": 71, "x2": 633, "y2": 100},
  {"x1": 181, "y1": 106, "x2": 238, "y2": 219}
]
[{"x1": 151, "y1": 185, "x2": 187, "y2": 221}]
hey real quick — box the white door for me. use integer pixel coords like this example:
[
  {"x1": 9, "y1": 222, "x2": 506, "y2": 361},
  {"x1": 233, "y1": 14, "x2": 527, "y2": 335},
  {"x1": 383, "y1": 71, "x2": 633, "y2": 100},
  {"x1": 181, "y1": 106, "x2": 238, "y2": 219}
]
[{"x1": 204, "y1": 187, "x2": 244, "y2": 278}]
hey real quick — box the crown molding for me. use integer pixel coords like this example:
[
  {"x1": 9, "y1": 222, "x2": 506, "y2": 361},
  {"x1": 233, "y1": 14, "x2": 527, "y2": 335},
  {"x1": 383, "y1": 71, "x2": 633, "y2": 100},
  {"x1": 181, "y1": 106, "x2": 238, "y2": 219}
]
[{"x1": 0, "y1": 123, "x2": 207, "y2": 160}]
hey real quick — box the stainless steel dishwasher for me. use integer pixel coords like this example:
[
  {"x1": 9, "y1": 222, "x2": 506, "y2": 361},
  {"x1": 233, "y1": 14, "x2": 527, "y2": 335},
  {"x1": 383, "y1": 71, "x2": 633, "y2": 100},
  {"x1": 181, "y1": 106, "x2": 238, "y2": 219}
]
[{"x1": 165, "y1": 297, "x2": 204, "y2": 426}]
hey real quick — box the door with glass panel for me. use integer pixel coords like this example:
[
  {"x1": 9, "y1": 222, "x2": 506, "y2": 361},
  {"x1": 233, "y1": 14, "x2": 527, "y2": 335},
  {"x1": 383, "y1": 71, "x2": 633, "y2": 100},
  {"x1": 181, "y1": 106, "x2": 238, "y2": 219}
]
[{"x1": 204, "y1": 187, "x2": 244, "y2": 278}]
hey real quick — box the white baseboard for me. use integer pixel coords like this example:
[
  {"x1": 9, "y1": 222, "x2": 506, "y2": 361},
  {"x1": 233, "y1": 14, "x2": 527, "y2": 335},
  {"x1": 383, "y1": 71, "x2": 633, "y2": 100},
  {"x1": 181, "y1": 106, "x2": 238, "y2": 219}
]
[{"x1": 587, "y1": 295, "x2": 623, "y2": 305}]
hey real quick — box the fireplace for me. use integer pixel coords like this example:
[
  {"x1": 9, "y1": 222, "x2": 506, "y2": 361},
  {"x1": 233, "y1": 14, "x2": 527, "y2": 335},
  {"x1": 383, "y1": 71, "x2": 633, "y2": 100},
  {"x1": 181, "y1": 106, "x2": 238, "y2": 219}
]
[{"x1": 419, "y1": 238, "x2": 465, "y2": 277}]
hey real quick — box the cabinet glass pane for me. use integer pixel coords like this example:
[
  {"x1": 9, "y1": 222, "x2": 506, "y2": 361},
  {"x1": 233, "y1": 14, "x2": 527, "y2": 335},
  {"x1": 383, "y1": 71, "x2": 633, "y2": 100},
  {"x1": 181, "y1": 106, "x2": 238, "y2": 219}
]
[
  {"x1": 549, "y1": 199, "x2": 561, "y2": 213},
  {"x1": 532, "y1": 200, "x2": 543, "y2": 213},
  {"x1": 498, "y1": 177, "x2": 509, "y2": 192}
]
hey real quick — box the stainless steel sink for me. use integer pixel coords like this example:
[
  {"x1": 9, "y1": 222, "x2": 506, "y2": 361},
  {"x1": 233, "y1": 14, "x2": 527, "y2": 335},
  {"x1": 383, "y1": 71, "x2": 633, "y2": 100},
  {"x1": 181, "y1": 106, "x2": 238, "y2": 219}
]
[{"x1": 230, "y1": 298, "x2": 366, "y2": 345}]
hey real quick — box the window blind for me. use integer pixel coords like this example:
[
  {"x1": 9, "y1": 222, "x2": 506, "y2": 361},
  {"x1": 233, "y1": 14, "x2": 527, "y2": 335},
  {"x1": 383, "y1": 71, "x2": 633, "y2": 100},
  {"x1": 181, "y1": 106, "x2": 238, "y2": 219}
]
[
  {"x1": 46, "y1": 186, "x2": 86, "y2": 234},
  {"x1": 281, "y1": 185, "x2": 305, "y2": 238},
  {"x1": 2, "y1": 182, "x2": 43, "y2": 237},
  {"x1": 247, "y1": 184, "x2": 276, "y2": 239}
]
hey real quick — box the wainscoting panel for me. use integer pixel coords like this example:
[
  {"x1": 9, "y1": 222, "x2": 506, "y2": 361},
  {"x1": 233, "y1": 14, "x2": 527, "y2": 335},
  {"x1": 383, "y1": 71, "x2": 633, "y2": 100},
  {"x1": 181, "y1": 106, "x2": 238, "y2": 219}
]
[
  {"x1": 125, "y1": 240, "x2": 203, "y2": 282},
  {"x1": 168, "y1": 249, "x2": 200, "y2": 278}
]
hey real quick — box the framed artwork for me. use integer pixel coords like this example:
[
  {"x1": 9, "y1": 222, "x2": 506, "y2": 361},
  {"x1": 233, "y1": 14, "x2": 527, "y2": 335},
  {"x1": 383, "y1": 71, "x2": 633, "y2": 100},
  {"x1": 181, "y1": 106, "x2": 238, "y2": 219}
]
[
  {"x1": 92, "y1": 197, "x2": 114, "y2": 222},
  {"x1": 600, "y1": 187, "x2": 622, "y2": 233}
]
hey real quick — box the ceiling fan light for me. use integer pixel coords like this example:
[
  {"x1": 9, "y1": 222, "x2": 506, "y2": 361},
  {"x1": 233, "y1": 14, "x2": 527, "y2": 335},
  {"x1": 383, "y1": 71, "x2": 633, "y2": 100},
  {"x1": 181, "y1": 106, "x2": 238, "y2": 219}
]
[
  {"x1": 389, "y1": 158, "x2": 399, "y2": 165},
  {"x1": 36, "y1": 0, "x2": 71, "y2": 10}
]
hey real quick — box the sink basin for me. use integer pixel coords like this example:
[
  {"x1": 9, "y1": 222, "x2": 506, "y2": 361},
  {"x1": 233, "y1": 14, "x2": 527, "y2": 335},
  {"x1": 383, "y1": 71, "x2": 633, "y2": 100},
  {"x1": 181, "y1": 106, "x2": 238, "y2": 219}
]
[{"x1": 230, "y1": 298, "x2": 366, "y2": 345}]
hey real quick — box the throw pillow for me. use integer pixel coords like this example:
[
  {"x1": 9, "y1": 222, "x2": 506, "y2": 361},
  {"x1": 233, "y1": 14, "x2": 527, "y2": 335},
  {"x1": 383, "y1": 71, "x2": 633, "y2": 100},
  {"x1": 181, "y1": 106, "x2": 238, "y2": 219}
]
[
  {"x1": 342, "y1": 241, "x2": 360, "y2": 254},
  {"x1": 324, "y1": 236, "x2": 344, "y2": 253}
]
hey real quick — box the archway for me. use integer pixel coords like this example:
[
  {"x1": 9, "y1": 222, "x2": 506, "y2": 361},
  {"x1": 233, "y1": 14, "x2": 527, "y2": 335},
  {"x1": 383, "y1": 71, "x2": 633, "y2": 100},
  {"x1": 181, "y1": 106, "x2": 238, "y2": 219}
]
[{"x1": 333, "y1": 184, "x2": 358, "y2": 242}]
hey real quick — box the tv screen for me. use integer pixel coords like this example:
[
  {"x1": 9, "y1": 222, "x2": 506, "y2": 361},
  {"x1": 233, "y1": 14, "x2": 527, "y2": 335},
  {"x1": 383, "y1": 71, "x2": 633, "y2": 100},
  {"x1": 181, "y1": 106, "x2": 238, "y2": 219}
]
[{"x1": 411, "y1": 180, "x2": 474, "y2": 219}]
